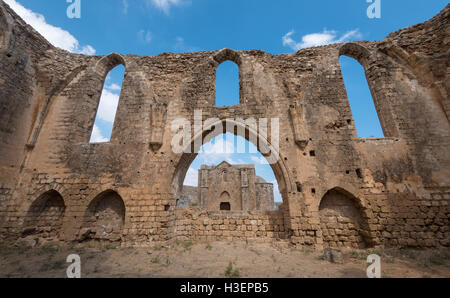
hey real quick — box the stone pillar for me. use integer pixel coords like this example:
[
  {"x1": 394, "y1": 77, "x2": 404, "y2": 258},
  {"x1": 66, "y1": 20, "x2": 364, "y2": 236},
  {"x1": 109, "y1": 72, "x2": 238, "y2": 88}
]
[
  {"x1": 199, "y1": 169, "x2": 209, "y2": 209},
  {"x1": 240, "y1": 169, "x2": 249, "y2": 211}
]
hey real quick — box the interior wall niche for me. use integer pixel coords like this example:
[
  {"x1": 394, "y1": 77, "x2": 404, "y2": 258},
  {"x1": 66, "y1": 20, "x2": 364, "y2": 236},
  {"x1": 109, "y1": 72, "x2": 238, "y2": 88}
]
[
  {"x1": 82, "y1": 190, "x2": 125, "y2": 242},
  {"x1": 319, "y1": 189, "x2": 369, "y2": 248},
  {"x1": 23, "y1": 190, "x2": 66, "y2": 239},
  {"x1": 219, "y1": 191, "x2": 231, "y2": 211}
]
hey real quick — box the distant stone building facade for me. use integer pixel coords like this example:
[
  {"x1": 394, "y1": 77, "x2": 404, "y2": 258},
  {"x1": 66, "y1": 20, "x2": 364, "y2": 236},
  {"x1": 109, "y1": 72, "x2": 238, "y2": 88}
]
[{"x1": 196, "y1": 162, "x2": 275, "y2": 211}]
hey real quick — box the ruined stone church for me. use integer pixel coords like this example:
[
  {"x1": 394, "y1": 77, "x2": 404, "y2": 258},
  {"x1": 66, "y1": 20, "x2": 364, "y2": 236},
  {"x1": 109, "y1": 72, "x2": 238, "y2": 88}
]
[
  {"x1": 178, "y1": 162, "x2": 275, "y2": 211},
  {"x1": 0, "y1": 2, "x2": 449, "y2": 249}
]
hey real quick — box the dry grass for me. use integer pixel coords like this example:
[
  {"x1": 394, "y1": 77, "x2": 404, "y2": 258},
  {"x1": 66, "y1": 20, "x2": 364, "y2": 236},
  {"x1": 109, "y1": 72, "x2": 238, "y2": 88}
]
[{"x1": 0, "y1": 241, "x2": 449, "y2": 278}]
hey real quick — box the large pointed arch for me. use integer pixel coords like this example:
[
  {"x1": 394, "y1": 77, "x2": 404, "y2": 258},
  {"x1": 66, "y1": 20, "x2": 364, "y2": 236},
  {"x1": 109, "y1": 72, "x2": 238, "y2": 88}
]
[
  {"x1": 171, "y1": 119, "x2": 293, "y2": 205},
  {"x1": 94, "y1": 53, "x2": 126, "y2": 76}
]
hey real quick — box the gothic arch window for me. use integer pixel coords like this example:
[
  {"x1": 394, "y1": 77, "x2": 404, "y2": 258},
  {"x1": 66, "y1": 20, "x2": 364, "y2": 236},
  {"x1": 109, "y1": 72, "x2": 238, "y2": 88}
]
[
  {"x1": 216, "y1": 61, "x2": 240, "y2": 107},
  {"x1": 89, "y1": 64, "x2": 125, "y2": 143},
  {"x1": 339, "y1": 55, "x2": 384, "y2": 138}
]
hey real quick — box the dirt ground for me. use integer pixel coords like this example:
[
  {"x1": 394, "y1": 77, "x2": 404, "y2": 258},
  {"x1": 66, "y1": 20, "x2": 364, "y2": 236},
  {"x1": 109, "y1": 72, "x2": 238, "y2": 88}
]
[{"x1": 0, "y1": 240, "x2": 449, "y2": 278}]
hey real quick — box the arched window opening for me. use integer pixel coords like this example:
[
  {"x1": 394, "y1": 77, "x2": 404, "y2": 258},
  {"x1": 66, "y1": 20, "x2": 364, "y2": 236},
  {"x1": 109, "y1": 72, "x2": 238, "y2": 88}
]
[
  {"x1": 339, "y1": 56, "x2": 384, "y2": 138},
  {"x1": 89, "y1": 65, "x2": 125, "y2": 143},
  {"x1": 216, "y1": 61, "x2": 239, "y2": 107}
]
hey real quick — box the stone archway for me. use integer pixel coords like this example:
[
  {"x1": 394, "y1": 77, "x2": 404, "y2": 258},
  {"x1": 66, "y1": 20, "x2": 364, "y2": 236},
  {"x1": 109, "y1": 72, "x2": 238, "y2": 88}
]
[
  {"x1": 319, "y1": 188, "x2": 371, "y2": 248},
  {"x1": 171, "y1": 118, "x2": 293, "y2": 204},
  {"x1": 170, "y1": 119, "x2": 293, "y2": 242},
  {"x1": 23, "y1": 190, "x2": 66, "y2": 239},
  {"x1": 94, "y1": 53, "x2": 126, "y2": 76}
]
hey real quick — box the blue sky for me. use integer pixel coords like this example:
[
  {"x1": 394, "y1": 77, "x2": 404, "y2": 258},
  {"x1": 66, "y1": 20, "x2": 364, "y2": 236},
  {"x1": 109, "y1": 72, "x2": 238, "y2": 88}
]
[
  {"x1": 5, "y1": 0, "x2": 447, "y2": 201},
  {"x1": 5, "y1": 0, "x2": 447, "y2": 55}
]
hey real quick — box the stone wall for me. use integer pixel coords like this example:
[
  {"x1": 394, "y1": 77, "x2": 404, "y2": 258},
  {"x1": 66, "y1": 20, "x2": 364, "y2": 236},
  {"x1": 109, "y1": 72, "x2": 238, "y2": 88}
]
[
  {"x1": 0, "y1": 1, "x2": 449, "y2": 249},
  {"x1": 174, "y1": 207, "x2": 287, "y2": 242}
]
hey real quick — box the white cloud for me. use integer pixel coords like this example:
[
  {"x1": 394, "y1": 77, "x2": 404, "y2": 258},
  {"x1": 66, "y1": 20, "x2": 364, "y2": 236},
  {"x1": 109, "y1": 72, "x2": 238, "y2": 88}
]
[
  {"x1": 138, "y1": 29, "x2": 152, "y2": 43},
  {"x1": 196, "y1": 135, "x2": 267, "y2": 166},
  {"x1": 173, "y1": 36, "x2": 199, "y2": 53},
  {"x1": 183, "y1": 167, "x2": 198, "y2": 186},
  {"x1": 90, "y1": 124, "x2": 108, "y2": 143},
  {"x1": 194, "y1": 137, "x2": 235, "y2": 166},
  {"x1": 106, "y1": 83, "x2": 121, "y2": 91},
  {"x1": 201, "y1": 137, "x2": 234, "y2": 155},
  {"x1": 174, "y1": 36, "x2": 186, "y2": 51},
  {"x1": 250, "y1": 156, "x2": 269, "y2": 165},
  {"x1": 4, "y1": 0, "x2": 96, "y2": 55},
  {"x1": 282, "y1": 29, "x2": 362, "y2": 51},
  {"x1": 96, "y1": 89, "x2": 120, "y2": 123},
  {"x1": 122, "y1": 0, "x2": 129, "y2": 14},
  {"x1": 79, "y1": 45, "x2": 96, "y2": 55},
  {"x1": 148, "y1": 0, "x2": 184, "y2": 14}
]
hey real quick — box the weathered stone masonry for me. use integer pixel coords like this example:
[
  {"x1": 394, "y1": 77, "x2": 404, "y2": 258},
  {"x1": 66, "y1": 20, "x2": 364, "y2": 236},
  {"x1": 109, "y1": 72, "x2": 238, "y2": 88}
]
[
  {"x1": 197, "y1": 161, "x2": 275, "y2": 212},
  {"x1": 0, "y1": 1, "x2": 449, "y2": 248}
]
